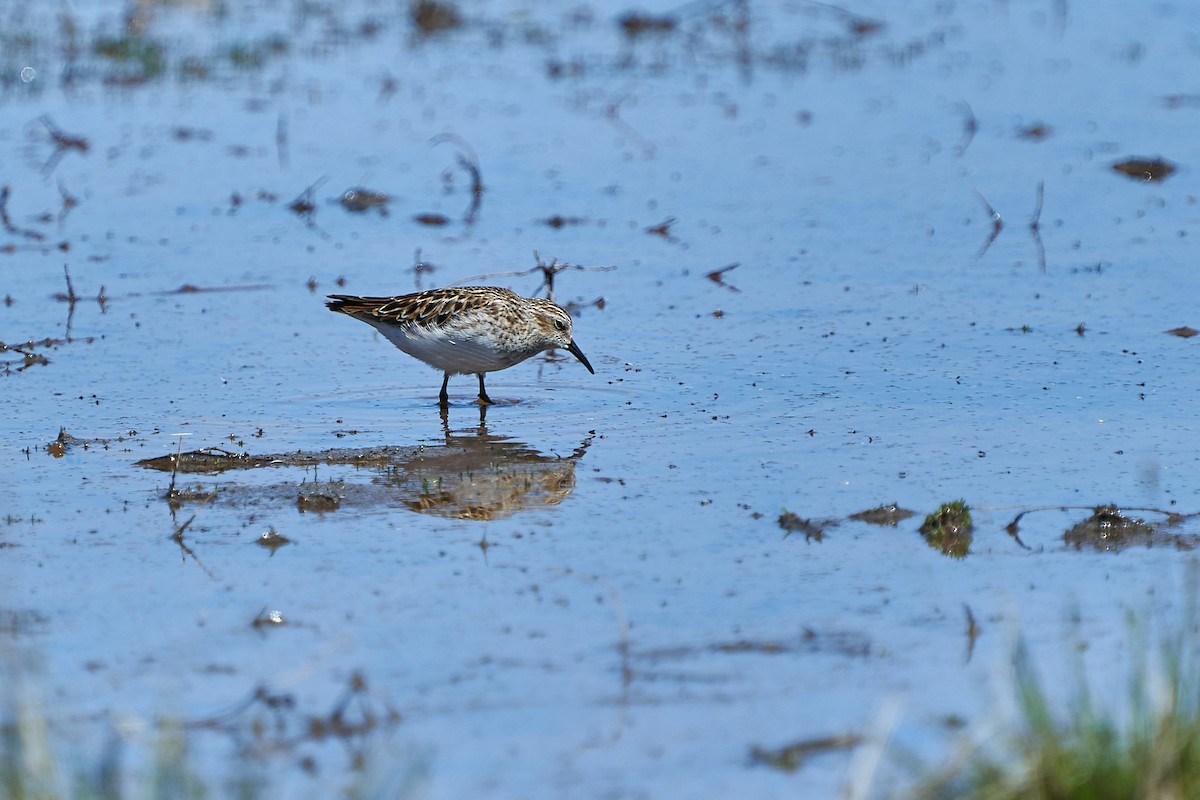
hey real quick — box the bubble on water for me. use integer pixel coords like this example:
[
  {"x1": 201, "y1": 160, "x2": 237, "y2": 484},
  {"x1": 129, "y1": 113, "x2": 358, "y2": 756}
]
[{"x1": 20, "y1": 66, "x2": 35, "y2": 83}]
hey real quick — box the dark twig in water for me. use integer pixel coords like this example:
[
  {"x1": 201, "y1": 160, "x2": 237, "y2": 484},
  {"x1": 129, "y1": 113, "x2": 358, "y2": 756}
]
[
  {"x1": 61, "y1": 263, "x2": 77, "y2": 304},
  {"x1": 39, "y1": 115, "x2": 89, "y2": 177},
  {"x1": 605, "y1": 95, "x2": 656, "y2": 157},
  {"x1": 59, "y1": 264, "x2": 78, "y2": 339},
  {"x1": 975, "y1": 183, "x2": 1049, "y2": 268},
  {"x1": 801, "y1": 0, "x2": 885, "y2": 36},
  {"x1": 53, "y1": 265, "x2": 113, "y2": 334},
  {"x1": 451, "y1": 250, "x2": 616, "y2": 303},
  {"x1": 706, "y1": 263, "x2": 742, "y2": 292},
  {"x1": 1029, "y1": 181, "x2": 1046, "y2": 272},
  {"x1": 166, "y1": 434, "x2": 187, "y2": 501},
  {"x1": 171, "y1": 514, "x2": 195, "y2": 542},
  {"x1": 276, "y1": 112, "x2": 289, "y2": 170},
  {"x1": 963, "y1": 604, "x2": 980, "y2": 664},
  {"x1": 645, "y1": 217, "x2": 678, "y2": 242},
  {"x1": 730, "y1": 0, "x2": 752, "y2": 82},
  {"x1": 152, "y1": 283, "x2": 274, "y2": 295},
  {"x1": 377, "y1": 71, "x2": 398, "y2": 103},
  {"x1": 0, "y1": 342, "x2": 51, "y2": 373},
  {"x1": 432, "y1": 133, "x2": 485, "y2": 225},
  {"x1": 169, "y1": 513, "x2": 217, "y2": 580},
  {"x1": 955, "y1": 101, "x2": 977, "y2": 156},
  {"x1": 410, "y1": 247, "x2": 436, "y2": 289},
  {"x1": 974, "y1": 189, "x2": 1003, "y2": 262},
  {"x1": 457, "y1": 151, "x2": 484, "y2": 224},
  {"x1": 0, "y1": 241, "x2": 67, "y2": 256},
  {"x1": 0, "y1": 186, "x2": 46, "y2": 241},
  {"x1": 289, "y1": 176, "x2": 329, "y2": 237},
  {"x1": 540, "y1": 214, "x2": 587, "y2": 229},
  {"x1": 529, "y1": 251, "x2": 575, "y2": 302},
  {"x1": 1052, "y1": 0, "x2": 1069, "y2": 37},
  {"x1": 289, "y1": 176, "x2": 325, "y2": 216},
  {"x1": 1005, "y1": 511, "x2": 1032, "y2": 549},
  {"x1": 57, "y1": 180, "x2": 79, "y2": 228},
  {"x1": 186, "y1": 672, "x2": 401, "y2": 759}
]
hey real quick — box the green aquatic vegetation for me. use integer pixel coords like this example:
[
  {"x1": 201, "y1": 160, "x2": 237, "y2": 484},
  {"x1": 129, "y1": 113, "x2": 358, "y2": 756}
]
[
  {"x1": 226, "y1": 35, "x2": 289, "y2": 69},
  {"x1": 1, "y1": 657, "x2": 417, "y2": 799},
  {"x1": 911, "y1": 627, "x2": 1200, "y2": 800},
  {"x1": 920, "y1": 500, "x2": 973, "y2": 559},
  {"x1": 1, "y1": 678, "x2": 205, "y2": 799},
  {"x1": 93, "y1": 35, "x2": 166, "y2": 81}
]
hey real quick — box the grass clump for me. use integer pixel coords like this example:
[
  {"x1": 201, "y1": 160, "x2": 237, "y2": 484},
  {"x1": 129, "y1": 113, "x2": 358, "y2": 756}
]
[
  {"x1": 919, "y1": 500, "x2": 973, "y2": 559},
  {"x1": 1, "y1": 704, "x2": 207, "y2": 800},
  {"x1": 93, "y1": 35, "x2": 166, "y2": 81},
  {"x1": 912, "y1": 625, "x2": 1200, "y2": 800}
]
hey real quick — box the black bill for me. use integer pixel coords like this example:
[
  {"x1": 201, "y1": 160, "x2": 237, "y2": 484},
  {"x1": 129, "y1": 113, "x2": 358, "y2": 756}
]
[{"x1": 567, "y1": 340, "x2": 595, "y2": 374}]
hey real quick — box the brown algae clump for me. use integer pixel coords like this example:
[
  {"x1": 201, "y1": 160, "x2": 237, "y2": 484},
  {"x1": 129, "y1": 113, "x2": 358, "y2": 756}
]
[
  {"x1": 920, "y1": 500, "x2": 973, "y2": 559},
  {"x1": 1064, "y1": 505, "x2": 1155, "y2": 552},
  {"x1": 778, "y1": 509, "x2": 825, "y2": 542},
  {"x1": 849, "y1": 503, "x2": 916, "y2": 526}
]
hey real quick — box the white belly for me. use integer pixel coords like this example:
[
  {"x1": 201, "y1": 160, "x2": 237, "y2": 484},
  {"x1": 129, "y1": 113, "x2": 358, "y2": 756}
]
[{"x1": 373, "y1": 322, "x2": 530, "y2": 374}]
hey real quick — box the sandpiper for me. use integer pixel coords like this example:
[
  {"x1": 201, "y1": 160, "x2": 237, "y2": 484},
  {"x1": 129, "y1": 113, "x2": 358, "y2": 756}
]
[{"x1": 327, "y1": 286, "x2": 594, "y2": 406}]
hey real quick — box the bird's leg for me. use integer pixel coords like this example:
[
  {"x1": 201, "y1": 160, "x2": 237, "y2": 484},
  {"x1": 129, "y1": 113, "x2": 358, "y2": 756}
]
[
  {"x1": 476, "y1": 373, "x2": 494, "y2": 405},
  {"x1": 439, "y1": 372, "x2": 450, "y2": 406}
]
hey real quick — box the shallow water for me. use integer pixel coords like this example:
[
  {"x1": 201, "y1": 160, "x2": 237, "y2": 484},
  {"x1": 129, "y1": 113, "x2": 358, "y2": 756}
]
[{"x1": 4, "y1": 0, "x2": 1200, "y2": 796}]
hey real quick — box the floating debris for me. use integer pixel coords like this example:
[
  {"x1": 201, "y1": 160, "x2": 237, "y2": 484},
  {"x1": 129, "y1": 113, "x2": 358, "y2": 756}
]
[
  {"x1": 413, "y1": 213, "x2": 450, "y2": 226},
  {"x1": 137, "y1": 446, "x2": 424, "y2": 474},
  {"x1": 618, "y1": 12, "x2": 677, "y2": 38},
  {"x1": 750, "y1": 734, "x2": 862, "y2": 772},
  {"x1": 165, "y1": 483, "x2": 217, "y2": 507},
  {"x1": 256, "y1": 528, "x2": 292, "y2": 552},
  {"x1": 849, "y1": 503, "x2": 916, "y2": 526},
  {"x1": 541, "y1": 214, "x2": 586, "y2": 229},
  {"x1": 1016, "y1": 122, "x2": 1052, "y2": 140},
  {"x1": 778, "y1": 509, "x2": 825, "y2": 542},
  {"x1": 340, "y1": 188, "x2": 390, "y2": 215},
  {"x1": 297, "y1": 488, "x2": 342, "y2": 513},
  {"x1": 1162, "y1": 93, "x2": 1200, "y2": 109},
  {"x1": 1111, "y1": 157, "x2": 1176, "y2": 182},
  {"x1": 252, "y1": 609, "x2": 287, "y2": 628},
  {"x1": 289, "y1": 176, "x2": 326, "y2": 220},
  {"x1": 44, "y1": 427, "x2": 113, "y2": 456},
  {"x1": 639, "y1": 629, "x2": 872, "y2": 663},
  {"x1": 1064, "y1": 505, "x2": 1156, "y2": 552},
  {"x1": 412, "y1": 0, "x2": 463, "y2": 35},
  {"x1": 1166, "y1": 326, "x2": 1199, "y2": 339}
]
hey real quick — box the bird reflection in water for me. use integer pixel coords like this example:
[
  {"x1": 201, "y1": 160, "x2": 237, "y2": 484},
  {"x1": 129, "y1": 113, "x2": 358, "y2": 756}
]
[{"x1": 379, "y1": 405, "x2": 594, "y2": 521}]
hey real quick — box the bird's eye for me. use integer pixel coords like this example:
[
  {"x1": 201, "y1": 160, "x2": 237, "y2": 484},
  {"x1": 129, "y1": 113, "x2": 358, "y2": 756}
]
[{"x1": 554, "y1": 320, "x2": 567, "y2": 331}]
